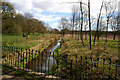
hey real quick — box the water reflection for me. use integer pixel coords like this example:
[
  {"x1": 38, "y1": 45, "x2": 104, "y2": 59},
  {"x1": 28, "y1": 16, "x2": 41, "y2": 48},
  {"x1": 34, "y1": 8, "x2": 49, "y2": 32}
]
[{"x1": 27, "y1": 37, "x2": 62, "y2": 74}]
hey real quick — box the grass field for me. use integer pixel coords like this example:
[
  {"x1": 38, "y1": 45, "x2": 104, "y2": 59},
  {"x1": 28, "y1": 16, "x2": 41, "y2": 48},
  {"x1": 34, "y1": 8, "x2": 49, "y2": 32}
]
[
  {"x1": 2, "y1": 34, "x2": 55, "y2": 49},
  {"x1": 54, "y1": 34, "x2": 119, "y2": 63}
]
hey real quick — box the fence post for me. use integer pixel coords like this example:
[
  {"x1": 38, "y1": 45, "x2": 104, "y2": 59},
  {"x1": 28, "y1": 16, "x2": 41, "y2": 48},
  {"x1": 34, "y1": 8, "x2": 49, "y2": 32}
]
[
  {"x1": 18, "y1": 48, "x2": 19, "y2": 68},
  {"x1": 35, "y1": 50, "x2": 37, "y2": 72},
  {"x1": 103, "y1": 58, "x2": 105, "y2": 79},
  {"x1": 56, "y1": 52, "x2": 59, "y2": 77},
  {"x1": 90, "y1": 57, "x2": 92, "y2": 76},
  {"x1": 75, "y1": 55, "x2": 77, "y2": 80},
  {"x1": 70, "y1": 60, "x2": 73, "y2": 80},
  {"x1": 41, "y1": 51, "x2": 43, "y2": 74},
  {"x1": 109, "y1": 59, "x2": 111, "y2": 79},
  {"x1": 15, "y1": 48, "x2": 17, "y2": 67},
  {"x1": 115, "y1": 60, "x2": 118, "y2": 80},
  {"x1": 53, "y1": 52, "x2": 54, "y2": 65},
  {"x1": 23, "y1": 52, "x2": 25, "y2": 70},
  {"x1": 45, "y1": 51, "x2": 47, "y2": 75},
  {"x1": 80, "y1": 56, "x2": 82, "y2": 80},
  {"x1": 97, "y1": 58, "x2": 99, "y2": 72},
  {"x1": 85, "y1": 57, "x2": 87, "y2": 79},
  {"x1": 26, "y1": 49, "x2": 27, "y2": 70},
  {"x1": 31, "y1": 49, "x2": 33, "y2": 71},
  {"x1": 29, "y1": 49, "x2": 31, "y2": 72},
  {"x1": 48, "y1": 52, "x2": 50, "y2": 76},
  {"x1": 38, "y1": 50, "x2": 40, "y2": 72},
  {"x1": 11, "y1": 46, "x2": 13, "y2": 66},
  {"x1": 13, "y1": 47, "x2": 15, "y2": 67},
  {"x1": 21, "y1": 48, "x2": 23, "y2": 60}
]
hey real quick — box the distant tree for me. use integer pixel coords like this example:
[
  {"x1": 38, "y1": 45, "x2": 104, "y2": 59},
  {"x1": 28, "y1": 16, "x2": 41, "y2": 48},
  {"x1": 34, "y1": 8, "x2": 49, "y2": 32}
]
[
  {"x1": 23, "y1": 12, "x2": 33, "y2": 40},
  {"x1": 36, "y1": 21, "x2": 46, "y2": 37},
  {"x1": 53, "y1": 28, "x2": 59, "y2": 34},
  {"x1": 71, "y1": 5, "x2": 78, "y2": 38},
  {"x1": 59, "y1": 17, "x2": 69, "y2": 37}
]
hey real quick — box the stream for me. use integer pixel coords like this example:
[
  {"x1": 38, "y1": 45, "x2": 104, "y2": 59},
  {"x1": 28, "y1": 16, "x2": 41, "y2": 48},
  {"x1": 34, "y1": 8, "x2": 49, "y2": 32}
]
[{"x1": 27, "y1": 37, "x2": 62, "y2": 74}]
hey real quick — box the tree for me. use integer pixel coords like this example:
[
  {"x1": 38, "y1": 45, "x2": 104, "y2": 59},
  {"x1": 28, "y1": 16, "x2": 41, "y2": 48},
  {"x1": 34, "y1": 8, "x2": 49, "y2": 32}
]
[
  {"x1": 23, "y1": 12, "x2": 33, "y2": 40},
  {"x1": 36, "y1": 21, "x2": 46, "y2": 37},
  {"x1": 71, "y1": 5, "x2": 78, "y2": 38},
  {"x1": 53, "y1": 28, "x2": 59, "y2": 34},
  {"x1": 104, "y1": 0, "x2": 116, "y2": 42},
  {"x1": 59, "y1": 17, "x2": 69, "y2": 37},
  {"x1": 80, "y1": 1, "x2": 84, "y2": 46},
  {"x1": 110, "y1": 13, "x2": 120, "y2": 40},
  {"x1": 88, "y1": 0, "x2": 92, "y2": 50},
  {"x1": 14, "y1": 13, "x2": 25, "y2": 34},
  {"x1": 2, "y1": 1, "x2": 15, "y2": 34},
  {"x1": 93, "y1": 1, "x2": 104, "y2": 45}
]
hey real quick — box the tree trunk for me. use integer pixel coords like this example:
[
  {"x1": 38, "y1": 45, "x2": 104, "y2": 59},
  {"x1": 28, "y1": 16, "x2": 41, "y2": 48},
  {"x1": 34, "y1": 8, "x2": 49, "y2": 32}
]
[
  {"x1": 80, "y1": 2, "x2": 84, "y2": 46},
  {"x1": 93, "y1": 1, "x2": 103, "y2": 45},
  {"x1": 88, "y1": 0, "x2": 91, "y2": 50},
  {"x1": 106, "y1": 19, "x2": 109, "y2": 43},
  {"x1": 113, "y1": 34, "x2": 116, "y2": 40}
]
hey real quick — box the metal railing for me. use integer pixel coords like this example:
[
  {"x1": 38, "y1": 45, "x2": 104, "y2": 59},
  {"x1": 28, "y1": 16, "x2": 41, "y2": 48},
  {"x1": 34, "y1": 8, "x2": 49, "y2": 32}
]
[{"x1": 2, "y1": 45, "x2": 120, "y2": 79}]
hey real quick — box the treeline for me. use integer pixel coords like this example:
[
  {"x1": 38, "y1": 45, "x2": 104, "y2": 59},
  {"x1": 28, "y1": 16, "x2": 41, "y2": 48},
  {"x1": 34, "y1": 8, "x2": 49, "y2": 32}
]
[{"x1": 2, "y1": 1, "x2": 48, "y2": 37}]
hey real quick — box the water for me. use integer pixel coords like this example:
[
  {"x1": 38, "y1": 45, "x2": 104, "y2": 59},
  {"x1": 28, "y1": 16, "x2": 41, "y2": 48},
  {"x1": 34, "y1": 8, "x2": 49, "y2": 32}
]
[{"x1": 27, "y1": 37, "x2": 62, "y2": 74}]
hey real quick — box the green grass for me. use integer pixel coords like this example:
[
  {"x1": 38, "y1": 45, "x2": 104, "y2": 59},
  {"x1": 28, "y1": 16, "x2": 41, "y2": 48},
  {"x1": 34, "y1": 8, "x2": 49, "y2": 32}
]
[
  {"x1": 2, "y1": 33, "x2": 54, "y2": 49},
  {"x1": 55, "y1": 35, "x2": 119, "y2": 62}
]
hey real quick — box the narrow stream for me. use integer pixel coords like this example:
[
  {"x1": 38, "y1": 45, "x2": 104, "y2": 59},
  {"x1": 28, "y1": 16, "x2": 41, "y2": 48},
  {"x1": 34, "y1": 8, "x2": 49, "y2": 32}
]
[{"x1": 27, "y1": 37, "x2": 62, "y2": 74}]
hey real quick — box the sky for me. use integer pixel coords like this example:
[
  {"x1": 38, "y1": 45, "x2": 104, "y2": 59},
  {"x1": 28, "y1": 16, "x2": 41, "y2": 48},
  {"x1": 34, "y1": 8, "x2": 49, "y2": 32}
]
[{"x1": 5, "y1": 0, "x2": 120, "y2": 30}]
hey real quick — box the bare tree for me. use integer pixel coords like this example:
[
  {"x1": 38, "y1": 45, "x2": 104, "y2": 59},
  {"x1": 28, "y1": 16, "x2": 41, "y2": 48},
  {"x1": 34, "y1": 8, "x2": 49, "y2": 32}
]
[
  {"x1": 110, "y1": 13, "x2": 120, "y2": 40},
  {"x1": 93, "y1": 1, "x2": 104, "y2": 45},
  {"x1": 104, "y1": 0, "x2": 116, "y2": 42},
  {"x1": 88, "y1": 0, "x2": 92, "y2": 50},
  {"x1": 82, "y1": 6, "x2": 88, "y2": 40},
  {"x1": 71, "y1": 5, "x2": 78, "y2": 38},
  {"x1": 59, "y1": 17, "x2": 69, "y2": 37},
  {"x1": 80, "y1": 1, "x2": 84, "y2": 46}
]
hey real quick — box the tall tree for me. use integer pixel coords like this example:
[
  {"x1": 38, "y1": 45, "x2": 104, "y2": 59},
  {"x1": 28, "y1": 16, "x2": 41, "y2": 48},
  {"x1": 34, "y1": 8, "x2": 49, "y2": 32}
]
[
  {"x1": 2, "y1": 1, "x2": 15, "y2": 33},
  {"x1": 93, "y1": 1, "x2": 104, "y2": 45},
  {"x1": 104, "y1": 0, "x2": 116, "y2": 42},
  {"x1": 80, "y1": 1, "x2": 84, "y2": 46},
  {"x1": 71, "y1": 5, "x2": 78, "y2": 38},
  {"x1": 88, "y1": 0, "x2": 92, "y2": 50}
]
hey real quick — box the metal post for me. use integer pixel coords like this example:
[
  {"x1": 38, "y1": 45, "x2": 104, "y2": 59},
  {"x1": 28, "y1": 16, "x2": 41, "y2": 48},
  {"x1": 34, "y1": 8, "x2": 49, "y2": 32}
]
[
  {"x1": 70, "y1": 60, "x2": 73, "y2": 80},
  {"x1": 80, "y1": 56, "x2": 82, "y2": 80},
  {"x1": 103, "y1": 58, "x2": 105, "y2": 79},
  {"x1": 45, "y1": 51, "x2": 47, "y2": 75},
  {"x1": 38, "y1": 51, "x2": 40, "y2": 72},
  {"x1": 85, "y1": 57, "x2": 87, "y2": 79},
  {"x1": 23, "y1": 52, "x2": 25, "y2": 70},
  {"x1": 109, "y1": 59, "x2": 111, "y2": 79},
  {"x1": 29, "y1": 49, "x2": 30, "y2": 72},
  {"x1": 35, "y1": 50, "x2": 37, "y2": 72},
  {"x1": 26, "y1": 49, "x2": 27, "y2": 70},
  {"x1": 97, "y1": 58, "x2": 99, "y2": 72},
  {"x1": 115, "y1": 60, "x2": 118, "y2": 80}
]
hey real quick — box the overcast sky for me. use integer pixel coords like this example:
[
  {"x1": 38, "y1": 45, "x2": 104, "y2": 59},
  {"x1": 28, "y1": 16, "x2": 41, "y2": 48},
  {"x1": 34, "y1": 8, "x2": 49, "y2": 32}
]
[{"x1": 6, "y1": 0, "x2": 120, "y2": 30}]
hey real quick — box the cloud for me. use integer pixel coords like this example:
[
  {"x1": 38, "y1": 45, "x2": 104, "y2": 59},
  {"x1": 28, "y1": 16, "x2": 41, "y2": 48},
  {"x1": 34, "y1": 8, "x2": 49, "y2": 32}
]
[
  {"x1": 50, "y1": 22, "x2": 59, "y2": 29},
  {"x1": 7, "y1": 0, "x2": 120, "y2": 29},
  {"x1": 7, "y1": 0, "x2": 32, "y2": 13},
  {"x1": 33, "y1": 12, "x2": 61, "y2": 22}
]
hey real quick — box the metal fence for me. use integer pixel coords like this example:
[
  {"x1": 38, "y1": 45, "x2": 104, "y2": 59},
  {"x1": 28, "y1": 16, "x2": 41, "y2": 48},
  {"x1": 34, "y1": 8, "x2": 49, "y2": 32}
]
[{"x1": 2, "y1": 45, "x2": 120, "y2": 79}]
